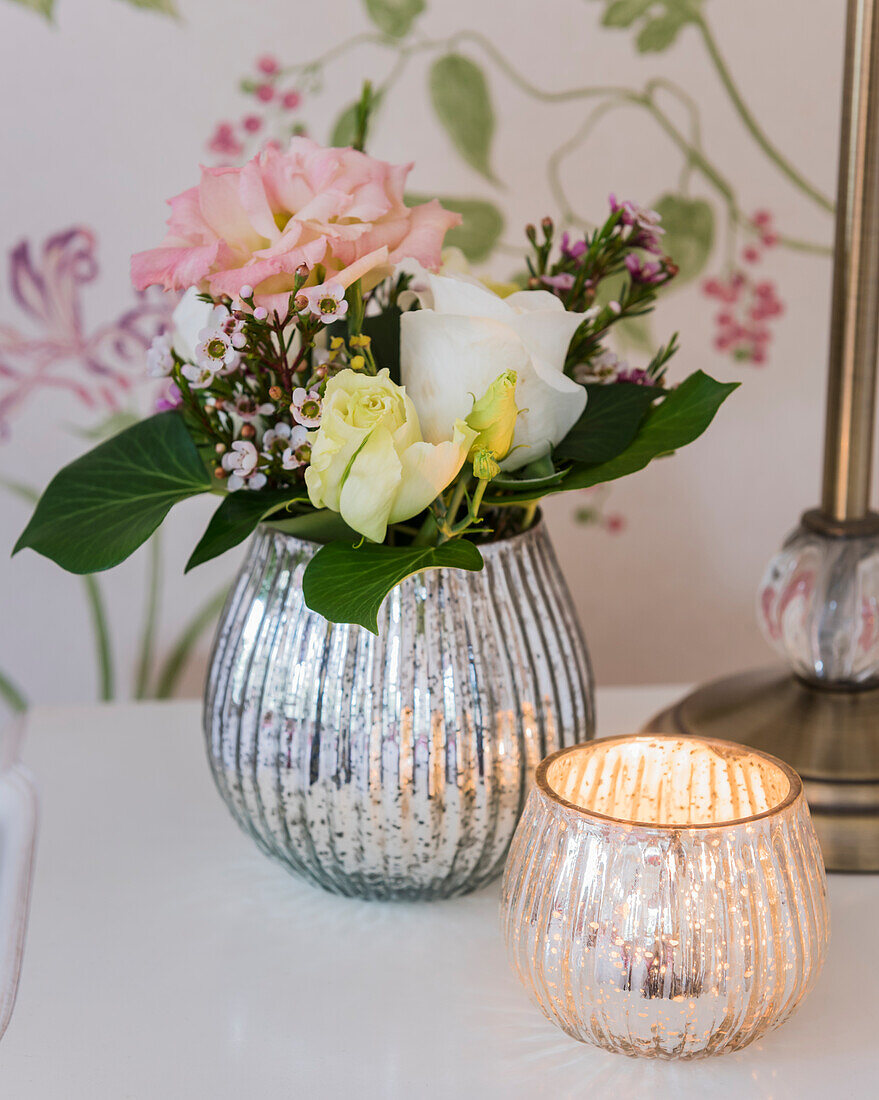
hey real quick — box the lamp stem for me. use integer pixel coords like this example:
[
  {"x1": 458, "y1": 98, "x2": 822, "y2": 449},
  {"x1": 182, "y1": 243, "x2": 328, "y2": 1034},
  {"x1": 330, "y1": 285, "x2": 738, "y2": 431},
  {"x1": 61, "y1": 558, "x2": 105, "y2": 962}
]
[{"x1": 822, "y1": 0, "x2": 879, "y2": 522}]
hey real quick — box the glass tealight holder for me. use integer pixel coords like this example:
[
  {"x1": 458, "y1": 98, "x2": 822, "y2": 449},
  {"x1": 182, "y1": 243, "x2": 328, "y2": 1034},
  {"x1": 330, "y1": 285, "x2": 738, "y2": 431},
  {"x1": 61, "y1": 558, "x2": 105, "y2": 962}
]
[{"x1": 501, "y1": 735, "x2": 829, "y2": 1059}]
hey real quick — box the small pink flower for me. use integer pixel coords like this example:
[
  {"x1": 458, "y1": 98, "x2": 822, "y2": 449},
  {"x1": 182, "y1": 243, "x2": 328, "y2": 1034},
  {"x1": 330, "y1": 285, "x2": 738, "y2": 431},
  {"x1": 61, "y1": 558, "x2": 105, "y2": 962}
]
[
  {"x1": 146, "y1": 332, "x2": 174, "y2": 377},
  {"x1": 242, "y1": 115, "x2": 262, "y2": 134},
  {"x1": 281, "y1": 89, "x2": 301, "y2": 110},
  {"x1": 290, "y1": 387, "x2": 322, "y2": 427},
  {"x1": 255, "y1": 83, "x2": 274, "y2": 103},
  {"x1": 304, "y1": 282, "x2": 348, "y2": 323},
  {"x1": 222, "y1": 439, "x2": 266, "y2": 491},
  {"x1": 625, "y1": 253, "x2": 665, "y2": 285},
  {"x1": 233, "y1": 394, "x2": 273, "y2": 422},
  {"x1": 257, "y1": 54, "x2": 279, "y2": 75},
  {"x1": 155, "y1": 380, "x2": 182, "y2": 412},
  {"x1": 208, "y1": 122, "x2": 243, "y2": 159}
]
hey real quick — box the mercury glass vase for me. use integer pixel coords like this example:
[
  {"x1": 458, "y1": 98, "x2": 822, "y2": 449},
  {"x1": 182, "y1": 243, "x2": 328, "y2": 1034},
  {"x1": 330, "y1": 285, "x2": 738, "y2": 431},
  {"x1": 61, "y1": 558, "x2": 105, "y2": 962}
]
[
  {"x1": 502, "y1": 735, "x2": 829, "y2": 1059},
  {"x1": 204, "y1": 520, "x2": 593, "y2": 900}
]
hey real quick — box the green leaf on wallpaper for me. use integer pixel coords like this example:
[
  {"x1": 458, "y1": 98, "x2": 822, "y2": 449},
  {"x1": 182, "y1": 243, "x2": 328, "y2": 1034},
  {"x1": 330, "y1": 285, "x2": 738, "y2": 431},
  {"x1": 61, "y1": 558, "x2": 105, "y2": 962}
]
[
  {"x1": 601, "y1": 0, "x2": 653, "y2": 27},
  {"x1": 13, "y1": 412, "x2": 212, "y2": 575},
  {"x1": 117, "y1": 0, "x2": 179, "y2": 15},
  {"x1": 303, "y1": 538, "x2": 484, "y2": 633},
  {"x1": 653, "y1": 194, "x2": 715, "y2": 282},
  {"x1": 330, "y1": 90, "x2": 384, "y2": 147},
  {"x1": 429, "y1": 54, "x2": 498, "y2": 185},
  {"x1": 635, "y1": 10, "x2": 689, "y2": 52},
  {"x1": 363, "y1": 0, "x2": 425, "y2": 37},
  {"x1": 407, "y1": 194, "x2": 504, "y2": 263},
  {"x1": 9, "y1": 0, "x2": 53, "y2": 16}
]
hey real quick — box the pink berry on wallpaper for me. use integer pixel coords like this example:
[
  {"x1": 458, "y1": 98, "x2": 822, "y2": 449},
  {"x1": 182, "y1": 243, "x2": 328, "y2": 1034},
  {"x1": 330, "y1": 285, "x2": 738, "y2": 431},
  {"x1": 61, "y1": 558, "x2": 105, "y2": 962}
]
[
  {"x1": 242, "y1": 115, "x2": 262, "y2": 133},
  {"x1": 752, "y1": 209, "x2": 772, "y2": 228},
  {"x1": 761, "y1": 231, "x2": 779, "y2": 247},
  {"x1": 255, "y1": 83, "x2": 275, "y2": 103},
  {"x1": 257, "y1": 54, "x2": 279, "y2": 75},
  {"x1": 702, "y1": 277, "x2": 721, "y2": 297},
  {"x1": 752, "y1": 348, "x2": 767, "y2": 364},
  {"x1": 604, "y1": 514, "x2": 626, "y2": 535},
  {"x1": 282, "y1": 90, "x2": 301, "y2": 110},
  {"x1": 743, "y1": 246, "x2": 761, "y2": 264}
]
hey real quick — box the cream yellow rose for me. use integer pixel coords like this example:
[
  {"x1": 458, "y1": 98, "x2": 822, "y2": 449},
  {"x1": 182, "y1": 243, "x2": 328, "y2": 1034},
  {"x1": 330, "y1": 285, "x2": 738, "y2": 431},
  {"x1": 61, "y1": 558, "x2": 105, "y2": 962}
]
[{"x1": 305, "y1": 369, "x2": 477, "y2": 543}]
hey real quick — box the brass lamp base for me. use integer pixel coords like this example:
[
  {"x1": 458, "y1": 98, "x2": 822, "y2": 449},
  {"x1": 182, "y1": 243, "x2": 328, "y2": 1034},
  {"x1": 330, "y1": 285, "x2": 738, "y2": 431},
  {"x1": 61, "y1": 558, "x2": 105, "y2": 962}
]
[{"x1": 647, "y1": 668, "x2": 879, "y2": 872}]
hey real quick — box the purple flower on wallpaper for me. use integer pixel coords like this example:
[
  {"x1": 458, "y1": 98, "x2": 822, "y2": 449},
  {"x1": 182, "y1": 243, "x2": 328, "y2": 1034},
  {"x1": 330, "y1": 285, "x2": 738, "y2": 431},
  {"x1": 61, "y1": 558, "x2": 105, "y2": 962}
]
[{"x1": 0, "y1": 227, "x2": 173, "y2": 438}]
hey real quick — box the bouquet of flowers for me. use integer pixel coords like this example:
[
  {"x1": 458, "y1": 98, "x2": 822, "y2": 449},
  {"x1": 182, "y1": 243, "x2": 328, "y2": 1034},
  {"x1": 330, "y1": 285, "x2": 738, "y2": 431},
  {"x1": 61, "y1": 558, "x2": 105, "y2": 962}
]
[{"x1": 14, "y1": 118, "x2": 736, "y2": 632}]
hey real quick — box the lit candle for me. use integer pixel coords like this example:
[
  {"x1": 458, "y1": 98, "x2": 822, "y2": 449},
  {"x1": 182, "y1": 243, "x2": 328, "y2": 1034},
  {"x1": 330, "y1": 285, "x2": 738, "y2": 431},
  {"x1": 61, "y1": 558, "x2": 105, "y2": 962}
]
[{"x1": 502, "y1": 735, "x2": 829, "y2": 1059}]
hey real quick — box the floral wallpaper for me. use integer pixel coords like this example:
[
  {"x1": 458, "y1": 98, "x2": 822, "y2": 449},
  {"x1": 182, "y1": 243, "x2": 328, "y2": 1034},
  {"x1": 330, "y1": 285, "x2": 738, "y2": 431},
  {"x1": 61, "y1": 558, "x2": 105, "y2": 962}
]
[{"x1": 0, "y1": 0, "x2": 841, "y2": 710}]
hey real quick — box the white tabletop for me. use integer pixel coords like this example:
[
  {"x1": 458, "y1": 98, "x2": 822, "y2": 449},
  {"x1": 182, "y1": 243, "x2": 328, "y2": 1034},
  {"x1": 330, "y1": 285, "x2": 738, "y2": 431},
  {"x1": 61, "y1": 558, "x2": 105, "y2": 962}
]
[{"x1": 1, "y1": 687, "x2": 876, "y2": 1099}]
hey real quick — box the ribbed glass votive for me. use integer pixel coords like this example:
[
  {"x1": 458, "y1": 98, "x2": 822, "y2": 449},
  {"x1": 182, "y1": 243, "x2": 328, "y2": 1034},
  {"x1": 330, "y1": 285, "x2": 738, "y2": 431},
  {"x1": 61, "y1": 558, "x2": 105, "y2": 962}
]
[{"x1": 501, "y1": 735, "x2": 829, "y2": 1059}]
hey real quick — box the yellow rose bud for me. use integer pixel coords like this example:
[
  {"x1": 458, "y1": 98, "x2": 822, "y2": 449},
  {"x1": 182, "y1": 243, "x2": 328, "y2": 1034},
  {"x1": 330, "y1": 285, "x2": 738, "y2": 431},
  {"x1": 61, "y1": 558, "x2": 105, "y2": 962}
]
[
  {"x1": 471, "y1": 448, "x2": 501, "y2": 481},
  {"x1": 465, "y1": 370, "x2": 518, "y2": 463}
]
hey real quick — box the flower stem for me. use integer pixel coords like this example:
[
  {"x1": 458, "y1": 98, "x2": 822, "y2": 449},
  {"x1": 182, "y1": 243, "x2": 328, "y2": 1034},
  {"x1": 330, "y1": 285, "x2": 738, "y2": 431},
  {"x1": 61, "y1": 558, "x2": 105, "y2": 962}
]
[
  {"x1": 134, "y1": 532, "x2": 162, "y2": 699},
  {"x1": 155, "y1": 586, "x2": 230, "y2": 699},
  {"x1": 83, "y1": 574, "x2": 114, "y2": 702},
  {"x1": 695, "y1": 14, "x2": 834, "y2": 214}
]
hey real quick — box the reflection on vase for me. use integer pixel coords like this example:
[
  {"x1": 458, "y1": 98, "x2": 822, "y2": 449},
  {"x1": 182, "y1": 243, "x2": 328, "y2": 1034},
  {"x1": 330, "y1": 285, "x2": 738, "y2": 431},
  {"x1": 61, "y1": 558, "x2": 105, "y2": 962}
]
[{"x1": 204, "y1": 521, "x2": 594, "y2": 900}]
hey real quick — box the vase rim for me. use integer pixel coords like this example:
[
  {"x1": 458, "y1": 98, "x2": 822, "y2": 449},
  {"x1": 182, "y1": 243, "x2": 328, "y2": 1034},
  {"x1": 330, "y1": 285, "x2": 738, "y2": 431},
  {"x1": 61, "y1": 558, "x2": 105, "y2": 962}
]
[
  {"x1": 535, "y1": 733, "x2": 803, "y2": 832},
  {"x1": 259, "y1": 511, "x2": 547, "y2": 557}
]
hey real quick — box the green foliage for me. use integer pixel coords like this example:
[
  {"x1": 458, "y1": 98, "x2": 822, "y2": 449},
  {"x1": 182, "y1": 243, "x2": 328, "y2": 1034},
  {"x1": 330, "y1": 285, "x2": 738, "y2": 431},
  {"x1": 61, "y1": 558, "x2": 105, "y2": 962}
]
[
  {"x1": 407, "y1": 194, "x2": 505, "y2": 263},
  {"x1": 486, "y1": 371, "x2": 737, "y2": 504},
  {"x1": 653, "y1": 194, "x2": 715, "y2": 282},
  {"x1": 330, "y1": 89, "x2": 384, "y2": 147},
  {"x1": 186, "y1": 489, "x2": 304, "y2": 572},
  {"x1": 553, "y1": 382, "x2": 661, "y2": 464},
  {"x1": 594, "y1": 0, "x2": 699, "y2": 53},
  {"x1": 302, "y1": 538, "x2": 484, "y2": 632},
  {"x1": 429, "y1": 55, "x2": 498, "y2": 184},
  {"x1": 14, "y1": 412, "x2": 212, "y2": 574},
  {"x1": 363, "y1": 0, "x2": 425, "y2": 37},
  {"x1": 8, "y1": 0, "x2": 53, "y2": 17}
]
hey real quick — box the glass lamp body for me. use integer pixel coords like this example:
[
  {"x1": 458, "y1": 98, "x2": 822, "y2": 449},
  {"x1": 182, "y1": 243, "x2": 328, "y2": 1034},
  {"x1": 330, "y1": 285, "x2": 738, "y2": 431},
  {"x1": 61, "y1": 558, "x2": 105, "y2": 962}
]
[
  {"x1": 759, "y1": 521, "x2": 879, "y2": 686},
  {"x1": 204, "y1": 522, "x2": 593, "y2": 900},
  {"x1": 502, "y1": 736, "x2": 829, "y2": 1059}
]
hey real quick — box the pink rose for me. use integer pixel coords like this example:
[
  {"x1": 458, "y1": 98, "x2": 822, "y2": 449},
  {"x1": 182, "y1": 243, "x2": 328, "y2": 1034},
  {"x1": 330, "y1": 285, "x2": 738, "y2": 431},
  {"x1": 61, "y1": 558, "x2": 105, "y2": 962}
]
[{"x1": 131, "y1": 137, "x2": 461, "y2": 311}]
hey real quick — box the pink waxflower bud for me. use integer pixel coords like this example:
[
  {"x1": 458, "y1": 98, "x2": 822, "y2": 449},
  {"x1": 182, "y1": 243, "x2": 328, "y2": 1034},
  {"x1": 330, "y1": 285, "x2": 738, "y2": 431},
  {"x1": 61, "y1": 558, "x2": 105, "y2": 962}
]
[
  {"x1": 239, "y1": 284, "x2": 254, "y2": 299},
  {"x1": 254, "y1": 306, "x2": 268, "y2": 321}
]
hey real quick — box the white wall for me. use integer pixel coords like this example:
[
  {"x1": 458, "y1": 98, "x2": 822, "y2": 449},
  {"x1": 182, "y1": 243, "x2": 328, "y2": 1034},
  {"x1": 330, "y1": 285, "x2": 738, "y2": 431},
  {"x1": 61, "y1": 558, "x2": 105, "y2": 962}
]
[{"x1": 0, "y1": 0, "x2": 849, "y2": 705}]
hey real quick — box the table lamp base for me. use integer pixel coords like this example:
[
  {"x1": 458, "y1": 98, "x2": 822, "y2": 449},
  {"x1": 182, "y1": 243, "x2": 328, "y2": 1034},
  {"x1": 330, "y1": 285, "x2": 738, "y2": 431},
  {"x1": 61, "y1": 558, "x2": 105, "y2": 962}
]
[{"x1": 646, "y1": 667, "x2": 879, "y2": 871}]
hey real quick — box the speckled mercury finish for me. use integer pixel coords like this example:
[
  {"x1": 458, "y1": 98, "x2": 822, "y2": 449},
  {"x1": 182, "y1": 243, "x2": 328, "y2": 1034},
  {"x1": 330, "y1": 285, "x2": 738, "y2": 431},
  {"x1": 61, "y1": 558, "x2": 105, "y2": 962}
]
[
  {"x1": 203, "y1": 520, "x2": 593, "y2": 899},
  {"x1": 502, "y1": 736, "x2": 829, "y2": 1058}
]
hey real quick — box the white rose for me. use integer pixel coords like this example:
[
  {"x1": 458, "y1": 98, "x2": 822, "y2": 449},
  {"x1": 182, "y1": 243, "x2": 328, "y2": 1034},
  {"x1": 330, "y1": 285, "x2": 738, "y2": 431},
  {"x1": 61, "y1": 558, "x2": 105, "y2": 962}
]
[
  {"x1": 305, "y1": 368, "x2": 477, "y2": 543},
  {"x1": 399, "y1": 265, "x2": 591, "y2": 470},
  {"x1": 171, "y1": 287, "x2": 214, "y2": 363}
]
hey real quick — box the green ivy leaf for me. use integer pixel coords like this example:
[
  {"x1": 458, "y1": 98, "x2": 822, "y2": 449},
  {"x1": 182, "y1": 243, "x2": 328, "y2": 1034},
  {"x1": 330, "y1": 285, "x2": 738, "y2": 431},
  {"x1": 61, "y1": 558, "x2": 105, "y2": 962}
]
[
  {"x1": 635, "y1": 10, "x2": 688, "y2": 52},
  {"x1": 485, "y1": 371, "x2": 737, "y2": 504},
  {"x1": 363, "y1": 0, "x2": 424, "y2": 37},
  {"x1": 302, "y1": 538, "x2": 484, "y2": 632},
  {"x1": 553, "y1": 382, "x2": 662, "y2": 464},
  {"x1": 654, "y1": 194, "x2": 715, "y2": 283},
  {"x1": 14, "y1": 412, "x2": 212, "y2": 574},
  {"x1": 563, "y1": 371, "x2": 738, "y2": 491},
  {"x1": 186, "y1": 489, "x2": 305, "y2": 572},
  {"x1": 408, "y1": 194, "x2": 504, "y2": 263},
  {"x1": 9, "y1": 0, "x2": 53, "y2": 16},
  {"x1": 429, "y1": 55, "x2": 498, "y2": 184},
  {"x1": 601, "y1": 0, "x2": 654, "y2": 27}
]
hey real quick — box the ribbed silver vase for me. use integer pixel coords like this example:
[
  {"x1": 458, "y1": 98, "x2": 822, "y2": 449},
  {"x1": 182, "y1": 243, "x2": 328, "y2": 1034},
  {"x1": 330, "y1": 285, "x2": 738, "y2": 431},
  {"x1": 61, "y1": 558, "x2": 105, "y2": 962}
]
[{"x1": 203, "y1": 520, "x2": 594, "y2": 900}]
